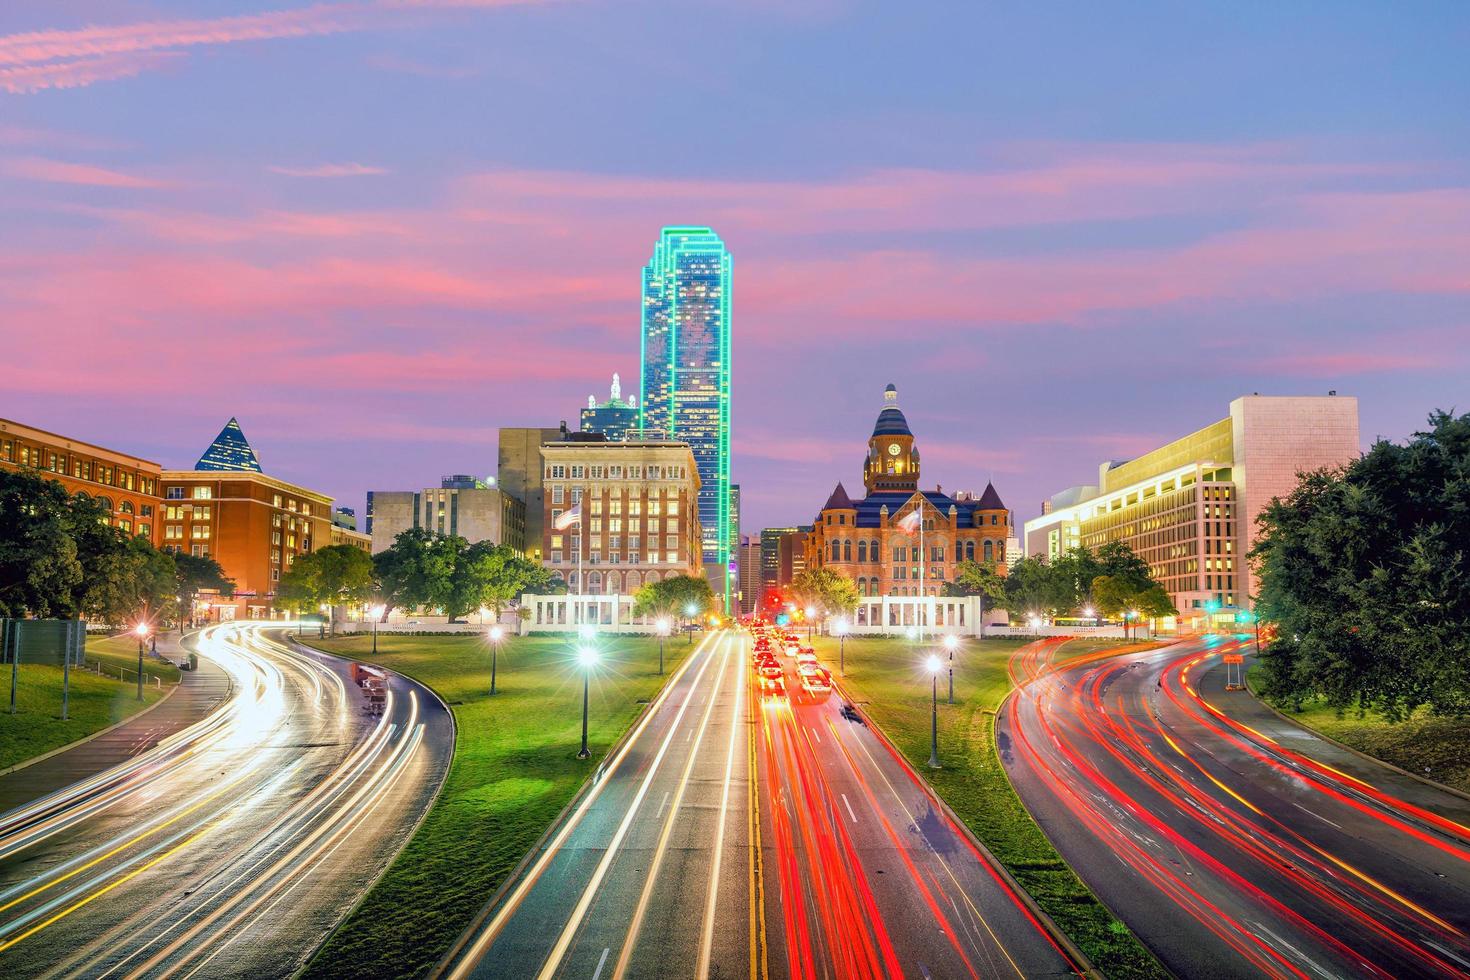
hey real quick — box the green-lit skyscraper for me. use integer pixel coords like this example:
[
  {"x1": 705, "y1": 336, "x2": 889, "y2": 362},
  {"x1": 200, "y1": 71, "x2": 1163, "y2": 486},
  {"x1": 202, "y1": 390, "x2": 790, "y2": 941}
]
[{"x1": 639, "y1": 227, "x2": 732, "y2": 588}]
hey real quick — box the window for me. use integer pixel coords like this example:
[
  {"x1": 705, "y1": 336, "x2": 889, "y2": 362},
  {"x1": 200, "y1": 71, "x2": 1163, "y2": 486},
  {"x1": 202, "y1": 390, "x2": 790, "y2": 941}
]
[
  {"x1": 166, "y1": 487, "x2": 185, "y2": 499},
  {"x1": 192, "y1": 507, "x2": 211, "y2": 521},
  {"x1": 591, "y1": 498, "x2": 603, "y2": 515},
  {"x1": 831, "y1": 540, "x2": 841, "y2": 562},
  {"x1": 552, "y1": 486, "x2": 565, "y2": 504},
  {"x1": 964, "y1": 541, "x2": 974, "y2": 561},
  {"x1": 137, "y1": 523, "x2": 150, "y2": 537},
  {"x1": 118, "y1": 519, "x2": 132, "y2": 532},
  {"x1": 649, "y1": 500, "x2": 662, "y2": 516},
  {"x1": 591, "y1": 466, "x2": 604, "y2": 479},
  {"x1": 191, "y1": 525, "x2": 210, "y2": 540},
  {"x1": 571, "y1": 465, "x2": 585, "y2": 478},
  {"x1": 609, "y1": 518, "x2": 623, "y2": 533},
  {"x1": 983, "y1": 540, "x2": 994, "y2": 562},
  {"x1": 667, "y1": 500, "x2": 679, "y2": 515},
  {"x1": 195, "y1": 545, "x2": 210, "y2": 558},
  {"x1": 843, "y1": 539, "x2": 852, "y2": 561},
  {"x1": 628, "y1": 552, "x2": 640, "y2": 565},
  {"x1": 590, "y1": 518, "x2": 602, "y2": 533},
  {"x1": 550, "y1": 465, "x2": 566, "y2": 479},
  {"x1": 665, "y1": 534, "x2": 677, "y2": 550},
  {"x1": 551, "y1": 550, "x2": 563, "y2": 564},
  {"x1": 140, "y1": 505, "x2": 153, "y2": 517},
  {"x1": 858, "y1": 541, "x2": 868, "y2": 562},
  {"x1": 165, "y1": 525, "x2": 183, "y2": 540},
  {"x1": 551, "y1": 534, "x2": 563, "y2": 549},
  {"x1": 272, "y1": 531, "x2": 282, "y2": 544},
  {"x1": 192, "y1": 486, "x2": 211, "y2": 500}
]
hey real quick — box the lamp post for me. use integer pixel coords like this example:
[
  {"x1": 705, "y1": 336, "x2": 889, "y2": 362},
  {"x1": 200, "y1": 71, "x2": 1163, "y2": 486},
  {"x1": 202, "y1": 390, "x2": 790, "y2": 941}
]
[
  {"x1": 685, "y1": 603, "x2": 698, "y2": 645},
  {"x1": 134, "y1": 622, "x2": 149, "y2": 701},
  {"x1": 926, "y1": 654, "x2": 942, "y2": 768},
  {"x1": 369, "y1": 604, "x2": 385, "y2": 656},
  {"x1": 834, "y1": 617, "x2": 849, "y2": 676},
  {"x1": 577, "y1": 646, "x2": 598, "y2": 759},
  {"x1": 804, "y1": 606, "x2": 816, "y2": 641},
  {"x1": 488, "y1": 625, "x2": 504, "y2": 695},
  {"x1": 656, "y1": 618, "x2": 670, "y2": 675},
  {"x1": 1083, "y1": 605, "x2": 1096, "y2": 628},
  {"x1": 944, "y1": 633, "x2": 958, "y2": 704},
  {"x1": 1127, "y1": 609, "x2": 1140, "y2": 641}
]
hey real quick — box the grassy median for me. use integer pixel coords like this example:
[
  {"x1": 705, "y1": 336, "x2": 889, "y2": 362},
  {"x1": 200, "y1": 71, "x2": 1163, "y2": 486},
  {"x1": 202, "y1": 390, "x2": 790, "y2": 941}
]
[
  {"x1": 1249, "y1": 664, "x2": 1470, "y2": 795},
  {"x1": 0, "y1": 663, "x2": 169, "y2": 771},
  {"x1": 297, "y1": 632, "x2": 693, "y2": 980},
  {"x1": 811, "y1": 634, "x2": 1166, "y2": 979}
]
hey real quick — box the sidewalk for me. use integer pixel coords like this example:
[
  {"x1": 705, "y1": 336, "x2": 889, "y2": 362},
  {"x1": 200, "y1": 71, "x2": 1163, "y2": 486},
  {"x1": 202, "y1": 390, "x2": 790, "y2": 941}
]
[{"x1": 0, "y1": 631, "x2": 233, "y2": 813}]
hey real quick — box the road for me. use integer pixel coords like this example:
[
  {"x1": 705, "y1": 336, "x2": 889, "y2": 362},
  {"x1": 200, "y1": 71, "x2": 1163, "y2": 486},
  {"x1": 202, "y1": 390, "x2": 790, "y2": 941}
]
[
  {"x1": 999, "y1": 635, "x2": 1470, "y2": 979},
  {"x1": 442, "y1": 628, "x2": 1081, "y2": 980},
  {"x1": 0, "y1": 622, "x2": 452, "y2": 979}
]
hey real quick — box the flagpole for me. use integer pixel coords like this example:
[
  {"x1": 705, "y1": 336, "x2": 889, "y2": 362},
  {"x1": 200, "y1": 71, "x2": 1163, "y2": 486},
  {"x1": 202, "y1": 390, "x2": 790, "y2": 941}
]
[
  {"x1": 919, "y1": 494, "x2": 925, "y2": 641},
  {"x1": 577, "y1": 513, "x2": 583, "y2": 626}
]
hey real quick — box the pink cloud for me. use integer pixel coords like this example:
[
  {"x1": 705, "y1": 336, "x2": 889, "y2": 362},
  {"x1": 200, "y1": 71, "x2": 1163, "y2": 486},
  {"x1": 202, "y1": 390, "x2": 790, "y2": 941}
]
[
  {"x1": 2, "y1": 155, "x2": 165, "y2": 188},
  {"x1": 0, "y1": 51, "x2": 181, "y2": 93},
  {"x1": 267, "y1": 162, "x2": 390, "y2": 178}
]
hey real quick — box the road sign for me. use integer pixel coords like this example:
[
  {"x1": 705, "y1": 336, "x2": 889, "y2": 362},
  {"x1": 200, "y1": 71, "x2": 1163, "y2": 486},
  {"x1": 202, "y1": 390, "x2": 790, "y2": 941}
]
[{"x1": 1223, "y1": 654, "x2": 1244, "y2": 664}]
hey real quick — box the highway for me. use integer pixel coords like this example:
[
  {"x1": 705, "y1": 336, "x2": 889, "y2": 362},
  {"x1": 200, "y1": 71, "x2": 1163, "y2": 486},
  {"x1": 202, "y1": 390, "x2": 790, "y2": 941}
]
[
  {"x1": 999, "y1": 635, "x2": 1470, "y2": 979},
  {"x1": 443, "y1": 628, "x2": 1081, "y2": 980},
  {"x1": 0, "y1": 622, "x2": 452, "y2": 979}
]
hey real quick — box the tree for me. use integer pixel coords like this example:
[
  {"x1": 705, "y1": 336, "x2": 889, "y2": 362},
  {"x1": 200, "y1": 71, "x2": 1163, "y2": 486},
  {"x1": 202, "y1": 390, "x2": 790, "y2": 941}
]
[
  {"x1": 1003, "y1": 556, "x2": 1073, "y2": 620},
  {"x1": 174, "y1": 553, "x2": 234, "y2": 622},
  {"x1": 1252, "y1": 410, "x2": 1470, "y2": 720},
  {"x1": 633, "y1": 575, "x2": 716, "y2": 621},
  {"x1": 789, "y1": 568, "x2": 859, "y2": 618},
  {"x1": 84, "y1": 534, "x2": 178, "y2": 627},
  {"x1": 946, "y1": 559, "x2": 1008, "y2": 629},
  {"x1": 372, "y1": 528, "x2": 460, "y2": 620}
]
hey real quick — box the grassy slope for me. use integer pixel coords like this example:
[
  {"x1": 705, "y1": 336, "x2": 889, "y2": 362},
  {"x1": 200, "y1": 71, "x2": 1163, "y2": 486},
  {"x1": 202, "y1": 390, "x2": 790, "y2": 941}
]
[
  {"x1": 297, "y1": 632, "x2": 692, "y2": 980},
  {"x1": 85, "y1": 634, "x2": 183, "y2": 686},
  {"x1": 1248, "y1": 663, "x2": 1470, "y2": 795},
  {"x1": 813, "y1": 634, "x2": 1166, "y2": 979},
  {"x1": 0, "y1": 663, "x2": 168, "y2": 770}
]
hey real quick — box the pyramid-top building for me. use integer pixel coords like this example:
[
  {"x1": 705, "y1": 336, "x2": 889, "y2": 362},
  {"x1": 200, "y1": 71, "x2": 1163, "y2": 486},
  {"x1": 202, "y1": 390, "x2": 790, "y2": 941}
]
[{"x1": 195, "y1": 418, "x2": 262, "y2": 473}]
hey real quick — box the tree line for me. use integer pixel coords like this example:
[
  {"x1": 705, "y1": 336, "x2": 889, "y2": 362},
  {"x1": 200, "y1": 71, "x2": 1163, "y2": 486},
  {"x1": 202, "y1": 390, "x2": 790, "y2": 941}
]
[
  {"x1": 1253, "y1": 410, "x2": 1470, "y2": 721},
  {"x1": 0, "y1": 469, "x2": 232, "y2": 627}
]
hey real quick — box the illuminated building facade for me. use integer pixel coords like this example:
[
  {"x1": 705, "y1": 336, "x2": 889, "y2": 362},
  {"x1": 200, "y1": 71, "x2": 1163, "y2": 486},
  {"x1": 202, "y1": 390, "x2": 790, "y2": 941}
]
[
  {"x1": 638, "y1": 227, "x2": 732, "y2": 580},
  {"x1": 805, "y1": 384, "x2": 1011, "y2": 597},
  {"x1": 195, "y1": 417, "x2": 263, "y2": 472},
  {"x1": 1024, "y1": 394, "x2": 1360, "y2": 627},
  {"x1": 580, "y1": 373, "x2": 639, "y2": 442},
  {"x1": 539, "y1": 438, "x2": 703, "y2": 594},
  {"x1": 367, "y1": 481, "x2": 526, "y2": 555},
  {"x1": 760, "y1": 527, "x2": 797, "y2": 598},
  {"x1": 498, "y1": 426, "x2": 563, "y2": 563},
  {"x1": 0, "y1": 417, "x2": 162, "y2": 544}
]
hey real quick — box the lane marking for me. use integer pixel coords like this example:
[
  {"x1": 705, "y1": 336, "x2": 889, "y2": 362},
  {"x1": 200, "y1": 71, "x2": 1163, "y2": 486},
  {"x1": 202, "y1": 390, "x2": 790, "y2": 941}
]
[
  {"x1": 657, "y1": 792, "x2": 671, "y2": 819},
  {"x1": 841, "y1": 793, "x2": 857, "y2": 824},
  {"x1": 592, "y1": 947, "x2": 610, "y2": 980},
  {"x1": 697, "y1": 634, "x2": 747, "y2": 979}
]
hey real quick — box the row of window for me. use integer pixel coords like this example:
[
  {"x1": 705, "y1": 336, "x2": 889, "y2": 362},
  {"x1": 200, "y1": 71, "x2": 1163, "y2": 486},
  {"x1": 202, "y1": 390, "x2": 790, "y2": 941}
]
[
  {"x1": 545, "y1": 463, "x2": 687, "y2": 480},
  {"x1": 548, "y1": 486, "x2": 682, "y2": 512},
  {"x1": 550, "y1": 552, "x2": 679, "y2": 565},
  {"x1": 2, "y1": 442, "x2": 157, "y2": 496},
  {"x1": 826, "y1": 538, "x2": 1003, "y2": 564}
]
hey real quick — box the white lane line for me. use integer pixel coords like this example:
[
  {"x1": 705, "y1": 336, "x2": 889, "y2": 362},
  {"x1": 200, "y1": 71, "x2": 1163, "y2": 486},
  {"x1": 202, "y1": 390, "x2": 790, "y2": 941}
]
[
  {"x1": 811, "y1": 727, "x2": 822, "y2": 744},
  {"x1": 696, "y1": 635, "x2": 747, "y2": 979},
  {"x1": 657, "y1": 791, "x2": 671, "y2": 819},
  {"x1": 841, "y1": 793, "x2": 858, "y2": 824},
  {"x1": 592, "y1": 946, "x2": 610, "y2": 980}
]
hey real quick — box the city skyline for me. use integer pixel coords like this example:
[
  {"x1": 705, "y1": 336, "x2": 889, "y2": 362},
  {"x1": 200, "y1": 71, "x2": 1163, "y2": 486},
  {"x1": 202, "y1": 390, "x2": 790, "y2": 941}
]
[{"x1": 3, "y1": 2, "x2": 1467, "y2": 534}]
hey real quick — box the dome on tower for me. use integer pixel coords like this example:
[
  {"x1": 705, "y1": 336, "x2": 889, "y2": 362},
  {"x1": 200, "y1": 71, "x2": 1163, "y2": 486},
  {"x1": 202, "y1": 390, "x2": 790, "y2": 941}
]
[{"x1": 871, "y1": 382, "x2": 912, "y2": 437}]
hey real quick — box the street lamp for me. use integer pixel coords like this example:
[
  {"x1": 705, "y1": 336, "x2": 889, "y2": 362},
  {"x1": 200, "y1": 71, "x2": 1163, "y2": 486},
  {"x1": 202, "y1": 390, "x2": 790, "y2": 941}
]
[
  {"x1": 577, "y1": 646, "x2": 599, "y2": 759},
  {"x1": 134, "y1": 622, "x2": 150, "y2": 701},
  {"x1": 488, "y1": 625, "x2": 504, "y2": 695},
  {"x1": 833, "y1": 617, "x2": 849, "y2": 676},
  {"x1": 926, "y1": 654, "x2": 942, "y2": 768},
  {"x1": 1127, "y1": 609, "x2": 1140, "y2": 641},
  {"x1": 369, "y1": 604, "x2": 385, "y2": 655},
  {"x1": 944, "y1": 633, "x2": 959, "y2": 704},
  {"x1": 685, "y1": 603, "x2": 698, "y2": 645},
  {"x1": 804, "y1": 605, "x2": 816, "y2": 640},
  {"x1": 655, "y1": 618, "x2": 671, "y2": 675},
  {"x1": 1082, "y1": 605, "x2": 1096, "y2": 627}
]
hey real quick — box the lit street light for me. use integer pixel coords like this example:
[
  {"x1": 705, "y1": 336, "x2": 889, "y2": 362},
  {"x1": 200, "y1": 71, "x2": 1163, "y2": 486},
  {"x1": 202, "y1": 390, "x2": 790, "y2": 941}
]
[
  {"x1": 926, "y1": 654, "x2": 942, "y2": 768},
  {"x1": 488, "y1": 625, "x2": 504, "y2": 696},
  {"x1": 685, "y1": 603, "x2": 698, "y2": 645},
  {"x1": 944, "y1": 633, "x2": 959, "y2": 704},
  {"x1": 656, "y1": 618, "x2": 670, "y2": 675},
  {"x1": 834, "y1": 617, "x2": 849, "y2": 675},
  {"x1": 805, "y1": 605, "x2": 816, "y2": 640},
  {"x1": 577, "y1": 646, "x2": 599, "y2": 759},
  {"x1": 368, "y1": 604, "x2": 386, "y2": 656},
  {"x1": 1083, "y1": 605, "x2": 1096, "y2": 627},
  {"x1": 134, "y1": 622, "x2": 150, "y2": 701}
]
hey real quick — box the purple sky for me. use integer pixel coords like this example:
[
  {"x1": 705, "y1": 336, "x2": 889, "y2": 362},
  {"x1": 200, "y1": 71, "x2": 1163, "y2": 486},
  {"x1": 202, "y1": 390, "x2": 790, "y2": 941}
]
[{"x1": 2, "y1": 1, "x2": 1467, "y2": 532}]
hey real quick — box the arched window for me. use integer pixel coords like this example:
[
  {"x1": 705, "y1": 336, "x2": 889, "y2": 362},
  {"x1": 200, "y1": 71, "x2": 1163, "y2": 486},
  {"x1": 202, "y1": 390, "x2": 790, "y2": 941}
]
[
  {"x1": 983, "y1": 540, "x2": 993, "y2": 562},
  {"x1": 843, "y1": 539, "x2": 852, "y2": 562},
  {"x1": 588, "y1": 571, "x2": 603, "y2": 593},
  {"x1": 626, "y1": 571, "x2": 642, "y2": 591},
  {"x1": 95, "y1": 496, "x2": 114, "y2": 512},
  {"x1": 997, "y1": 541, "x2": 1006, "y2": 561},
  {"x1": 831, "y1": 540, "x2": 841, "y2": 562},
  {"x1": 119, "y1": 501, "x2": 135, "y2": 515},
  {"x1": 965, "y1": 541, "x2": 975, "y2": 562},
  {"x1": 604, "y1": 572, "x2": 620, "y2": 594},
  {"x1": 857, "y1": 540, "x2": 867, "y2": 563}
]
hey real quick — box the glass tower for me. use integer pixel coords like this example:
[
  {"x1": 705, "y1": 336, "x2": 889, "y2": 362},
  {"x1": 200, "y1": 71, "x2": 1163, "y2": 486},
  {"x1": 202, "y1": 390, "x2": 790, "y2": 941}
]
[{"x1": 639, "y1": 227, "x2": 732, "y2": 579}]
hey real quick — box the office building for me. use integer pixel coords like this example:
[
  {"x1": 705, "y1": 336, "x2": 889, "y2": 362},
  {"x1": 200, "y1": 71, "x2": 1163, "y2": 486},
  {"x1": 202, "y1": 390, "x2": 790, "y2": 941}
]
[
  {"x1": 736, "y1": 533, "x2": 760, "y2": 616},
  {"x1": 195, "y1": 417, "x2": 263, "y2": 473},
  {"x1": 368, "y1": 479, "x2": 526, "y2": 555},
  {"x1": 1024, "y1": 394, "x2": 1360, "y2": 627},
  {"x1": 805, "y1": 384, "x2": 1011, "y2": 597},
  {"x1": 332, "y1": 507, "x2": 357, "y2": 530},
  {"x1": 498, "y1": 426, "x2": 562, "y2": 563},
  {"x1": 638, "y1": 227, "x2": 732, "y2": 578},
  {"x1": 0, "y1": 417, "x2": 163, "y2": 544},
  {"x1": 580, "y1": 373, "x2": 639, "y2": 442},
  {"x1": 776, "y1": 528, "x2": 810, "y2": 588},
  {"x1": 539, "y1": 437, "x2": 703, "y2": 594},
  {"x1": 760, "y1": 527, "x2": 797, "y2": 600}
]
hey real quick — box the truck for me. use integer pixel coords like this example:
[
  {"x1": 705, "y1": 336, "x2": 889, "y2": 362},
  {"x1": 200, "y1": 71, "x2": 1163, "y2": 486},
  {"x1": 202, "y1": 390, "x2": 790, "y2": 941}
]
[{"x1": 351, "y1": 662, "x2": 389, "y2": 715}]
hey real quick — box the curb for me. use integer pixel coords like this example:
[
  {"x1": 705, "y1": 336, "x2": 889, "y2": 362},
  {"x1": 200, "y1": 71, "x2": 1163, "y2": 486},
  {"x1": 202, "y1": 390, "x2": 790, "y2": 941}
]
[
  {"x1": 0, "y1": 677, "x2": 181, "y2": 779},
  {"x1": 430, "y1": 629, "x2": 721, "y2": 979},
  {"x1": 830, "y1": 670, "x2": 1099, "y2": 978},
  {"x1": 286, "y1": 633, "x2": 460, "y2": 979},
  {"x1": 1243, "y1": 665, "x2": 1470, "y2": 807}
]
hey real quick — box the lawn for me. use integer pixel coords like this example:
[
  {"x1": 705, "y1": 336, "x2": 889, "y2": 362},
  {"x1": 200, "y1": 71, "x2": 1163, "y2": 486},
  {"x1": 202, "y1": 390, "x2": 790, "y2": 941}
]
[
  {"x1": 297, "y1": 631, "x2": 693, "y2": 980},
  {"x1": 1249, "y1": 664, "x2": 1470, "y2": 795},
  {"x1": 0, "y1": 662, "x2": 169, "y2": 771},
  {"x1": 811, "y1": 634, "x2": 1167, "y2": 980},
  {"x1": 84, "y1": 633, "x2": 183, "y2": 686}
]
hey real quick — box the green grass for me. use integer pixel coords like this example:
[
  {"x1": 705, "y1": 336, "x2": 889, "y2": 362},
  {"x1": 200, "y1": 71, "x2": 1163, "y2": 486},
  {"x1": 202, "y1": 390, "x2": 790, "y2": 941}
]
[
  {"x1": 1249, "y1": 664, "x2": 1470, "y2": 795},
  {"x1": 812, "y1": 634, "x2": 1167, "y2": 979},
  {"x1": 84, "y1": 634, "x2": 183, "y2": 686},
  {"x1": 297, "y1": 632, "x2": 693, "y2": 980},
  {"x1": 0, "y1": 662, "x2": 169, "y2": 770}
]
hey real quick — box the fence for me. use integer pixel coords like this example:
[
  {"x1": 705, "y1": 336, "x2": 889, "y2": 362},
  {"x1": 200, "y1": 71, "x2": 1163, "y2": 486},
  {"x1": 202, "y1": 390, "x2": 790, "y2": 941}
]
[{"x1": 1, "y1": 618, "x2": 86, "y2": 666}]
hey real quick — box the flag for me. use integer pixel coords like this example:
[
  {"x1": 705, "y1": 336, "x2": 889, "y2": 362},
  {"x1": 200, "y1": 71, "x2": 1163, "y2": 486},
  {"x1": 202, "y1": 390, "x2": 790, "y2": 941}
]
[
  {"x1": 895, "y1": 508, "x2": 921, "y2": 535},
  {"x1": 554, "y1": 504, "x2": 582, "y2": 530}
]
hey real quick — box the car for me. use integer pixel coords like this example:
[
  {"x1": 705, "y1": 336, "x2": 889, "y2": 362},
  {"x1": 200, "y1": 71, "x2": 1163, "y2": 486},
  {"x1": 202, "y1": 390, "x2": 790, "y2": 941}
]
[
  {"x1": 759, "y1": 662, "x2": 783, "y2": 680},
  {"x1": 759, "y1": 673, "x2": 786, "y2": 697},
  {"x1": 801, "y1": 668, "x2": 832, "y2": 695},
  {"x1": 795, "y1": 648, "x2": 819, "y2": 670},
  {"x1": 840, "y1": 702, "x2": 864, "y2": 724}
]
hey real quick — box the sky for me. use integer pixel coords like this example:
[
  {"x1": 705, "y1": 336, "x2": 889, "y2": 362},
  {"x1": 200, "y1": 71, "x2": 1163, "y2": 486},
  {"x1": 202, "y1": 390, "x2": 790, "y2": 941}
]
[{"x1": 2, "y1": 1, "x2": 1468, "y2": 533}]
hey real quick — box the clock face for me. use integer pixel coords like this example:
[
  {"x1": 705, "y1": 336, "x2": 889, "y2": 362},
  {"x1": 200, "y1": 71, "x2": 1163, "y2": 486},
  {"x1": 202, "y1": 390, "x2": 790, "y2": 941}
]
[{"x1": 887, "y1": 443, "x2": 901, "y2": 456}]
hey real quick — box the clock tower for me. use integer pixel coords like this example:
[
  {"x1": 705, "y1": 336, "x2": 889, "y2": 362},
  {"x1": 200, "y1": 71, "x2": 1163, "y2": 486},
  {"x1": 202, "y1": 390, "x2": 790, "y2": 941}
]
[{"x1": 863, "y1": 383, "x2": 920, "y2": 493}]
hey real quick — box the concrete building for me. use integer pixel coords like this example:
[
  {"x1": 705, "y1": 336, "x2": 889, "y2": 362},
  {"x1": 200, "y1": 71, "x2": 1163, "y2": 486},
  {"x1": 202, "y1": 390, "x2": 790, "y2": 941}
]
[
  {"x1": 497, "y1": 426, "x2": 562, "y2": 563},
  {"x1": 736, "y1": 533, "x2": 760, "y2": 616},
  {"x1": 0, "y1": 417, "x2": 163, "y2": 545},
  {"x1": 1024, "y1": 394, "x2": 1360, "y2": 628},
  {"x1": 580, "y1": 373, "x2": 639, "y2": 442},
  {"x1": 367, "y1": 479, "x2": 526, "y2": 555},
  {"x1": 760, "y1": 527, "x2": 797, "y2": 600},
  {"x1": 805, "y1": 384, "x2": 1012, "y2": 597},
  {"x1": 540, "y1": 437, "x2": 703, "y2": 594},
  {"x1": 776, "y1": 528, "x2": 810, "y2": 588}
]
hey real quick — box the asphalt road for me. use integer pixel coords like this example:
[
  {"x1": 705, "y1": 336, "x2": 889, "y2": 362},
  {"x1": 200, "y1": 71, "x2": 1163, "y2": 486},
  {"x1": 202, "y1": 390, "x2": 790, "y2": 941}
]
[
  {"x1": 444, "y1": 628, "x2": 1081, "y2": 980},
  {"x1": 998, "y1": 635, "x2": 1470, "y2": 980},
  {"x1": 0, "y1": 622, "x2": 452, "y2": 979}
]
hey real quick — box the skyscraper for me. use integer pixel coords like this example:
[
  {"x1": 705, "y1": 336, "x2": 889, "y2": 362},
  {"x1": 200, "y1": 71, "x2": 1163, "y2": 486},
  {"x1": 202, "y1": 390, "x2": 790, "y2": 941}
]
[
  {"x1": 639, "y1": 226, "x2": 732, "y2": 581},
  {"x1": 580, "y1": 372, "x2": 639, "y2": 441}
]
